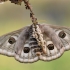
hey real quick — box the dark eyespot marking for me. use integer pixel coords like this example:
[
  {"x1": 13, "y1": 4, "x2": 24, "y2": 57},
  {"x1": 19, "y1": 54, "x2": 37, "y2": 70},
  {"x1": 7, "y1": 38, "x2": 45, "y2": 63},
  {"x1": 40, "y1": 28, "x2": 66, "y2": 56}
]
[
  {"x1": 8, "y1": 37, "x2": 16, "y2": 44},
  {"x1": 59, "y1": 31, "x2": 66, "y2": 38},
  {"x1": 24, "y1": 47, "x2": 30, "y2": 53},
  {"x1": 47, "y1": 44, "x2": 54, "y2": 50}
]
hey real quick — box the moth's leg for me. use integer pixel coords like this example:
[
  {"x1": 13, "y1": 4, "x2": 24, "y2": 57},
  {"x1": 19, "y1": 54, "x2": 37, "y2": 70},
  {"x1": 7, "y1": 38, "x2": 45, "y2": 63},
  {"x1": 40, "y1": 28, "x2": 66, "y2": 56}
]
[
  {"x1": 15, "y1": 26, "x2": 30, "y2": 55},
  {"x1": 39, "y1": 24, "x2": 63, "y2": 50}
]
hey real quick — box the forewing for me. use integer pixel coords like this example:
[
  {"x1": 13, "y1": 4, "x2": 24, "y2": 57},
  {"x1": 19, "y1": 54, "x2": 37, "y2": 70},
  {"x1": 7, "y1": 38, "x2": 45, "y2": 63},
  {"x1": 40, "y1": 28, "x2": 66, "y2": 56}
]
[
  {"x1": 0, "y1": 27, "x2": 23, "y2": 56},
  {"x1": 50, "y1": 25, "x2": 70, "y2": 51}
]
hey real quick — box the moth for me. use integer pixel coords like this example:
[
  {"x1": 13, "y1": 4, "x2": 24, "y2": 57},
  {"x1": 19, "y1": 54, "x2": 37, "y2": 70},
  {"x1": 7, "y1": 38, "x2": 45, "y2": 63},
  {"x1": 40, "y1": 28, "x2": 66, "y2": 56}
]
[
  {"x1": 0, "y1": 23, "x2": 70, "y2": 63},
  {"x1": 0, "y1": 0, "x2": 70, "y2": 63}
]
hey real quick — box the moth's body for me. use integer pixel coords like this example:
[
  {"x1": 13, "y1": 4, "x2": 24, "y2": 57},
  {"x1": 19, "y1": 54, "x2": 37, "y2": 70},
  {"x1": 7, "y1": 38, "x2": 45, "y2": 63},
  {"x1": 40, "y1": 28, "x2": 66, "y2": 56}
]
[{"x1": 0, "y1": 23, "x2": 70, "y2": 63}]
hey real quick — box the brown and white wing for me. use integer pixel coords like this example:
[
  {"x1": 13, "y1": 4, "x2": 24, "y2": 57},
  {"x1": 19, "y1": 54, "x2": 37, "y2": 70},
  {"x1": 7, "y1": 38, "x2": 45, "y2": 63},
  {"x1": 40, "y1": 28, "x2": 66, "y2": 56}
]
[
  {"x1": 50, "y1": 25, "x2": 70, "y2": 51},
  {"x1": 0, "y1": 26, "x2": 39, "y2": 63},
  {"x1": 39, "y1": 24, "x2": 70, "y2": 61},
  {"x1": 0, "y1": 26, "x2": 25, "y2": 57}
]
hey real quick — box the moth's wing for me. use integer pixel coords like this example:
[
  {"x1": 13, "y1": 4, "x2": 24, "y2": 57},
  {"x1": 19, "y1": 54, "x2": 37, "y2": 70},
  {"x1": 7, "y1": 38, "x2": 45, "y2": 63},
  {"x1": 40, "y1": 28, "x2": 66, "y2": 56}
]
[
  {"x1": 15, "y1": 36, "x2": 39, "y2": 63},
  {"x1": 0, "y1": 27, "x2": 24, "y2": 56},
  {"x1": 0, "y1": 26, "x2": 39, "y2": 63},
  {"x1": 0, "y1": 0, "x2": 23, "y2": 5},
  {"x1": 50, "y1": 25, "x2": 70, "y2": 51},
  {"x1": 39, "y1": 24, "x2": 70, "y2": 61}
]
